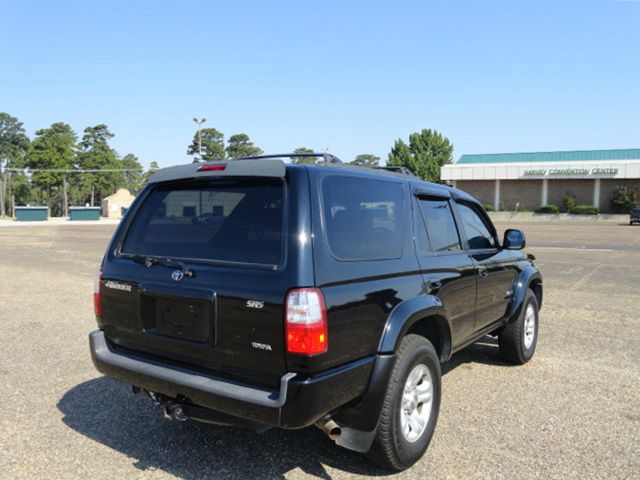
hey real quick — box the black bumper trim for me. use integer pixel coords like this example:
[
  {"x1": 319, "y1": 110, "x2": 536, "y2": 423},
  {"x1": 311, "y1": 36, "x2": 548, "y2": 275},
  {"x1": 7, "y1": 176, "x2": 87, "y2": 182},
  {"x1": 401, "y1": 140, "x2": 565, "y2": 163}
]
[{"x1": 90, "y1": 330, "x2": 295, "y2": 408}]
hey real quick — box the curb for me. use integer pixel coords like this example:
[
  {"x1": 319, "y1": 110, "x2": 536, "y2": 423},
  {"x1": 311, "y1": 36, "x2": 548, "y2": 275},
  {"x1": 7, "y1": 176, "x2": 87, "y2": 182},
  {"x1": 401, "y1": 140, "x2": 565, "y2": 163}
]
[
  {"x1": 488, "y1": 212, "x2": 629, "y2": 223},
  {"x1": 0, "y1": 218, "x2": 121, "y2": 228}
]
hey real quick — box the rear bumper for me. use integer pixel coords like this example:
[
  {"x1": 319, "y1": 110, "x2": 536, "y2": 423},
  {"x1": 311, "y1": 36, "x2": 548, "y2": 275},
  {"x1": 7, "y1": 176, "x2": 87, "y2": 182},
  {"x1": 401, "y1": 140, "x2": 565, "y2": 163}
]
[{"x1": 89, "y1": 330, "x2": 375, "y2": 428}]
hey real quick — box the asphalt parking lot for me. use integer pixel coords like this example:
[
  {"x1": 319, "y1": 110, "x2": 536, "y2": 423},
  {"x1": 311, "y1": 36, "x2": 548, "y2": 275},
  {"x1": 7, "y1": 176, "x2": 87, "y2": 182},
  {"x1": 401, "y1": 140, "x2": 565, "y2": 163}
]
[{"x1": 0, "y1": 221, "x2": 638, "y2": 479}]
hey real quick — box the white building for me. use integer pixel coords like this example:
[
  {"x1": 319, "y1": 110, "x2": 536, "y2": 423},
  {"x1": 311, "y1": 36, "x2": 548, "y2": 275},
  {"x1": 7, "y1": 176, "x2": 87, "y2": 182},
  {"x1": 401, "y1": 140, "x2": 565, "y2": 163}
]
[
  {"x1": 101, "y1": 188, "x2": 135, "y2": 218},
  {"x1": 440, "y1": 148, "x2": 640, "y2": 212}
]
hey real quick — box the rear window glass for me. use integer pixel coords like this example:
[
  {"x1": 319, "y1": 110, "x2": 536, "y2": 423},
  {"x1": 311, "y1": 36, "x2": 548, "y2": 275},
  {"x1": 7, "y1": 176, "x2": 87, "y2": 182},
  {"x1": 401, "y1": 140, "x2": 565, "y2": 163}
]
[
  {"x1": 121, "y1": 179, "x2": 284, "y2": 266},
  {"x1": 417, "y1": 198, "x2": 461, "y2": 253},
  {"x1": 321, "y1": 176, "x2": 404, "y2": 261}
]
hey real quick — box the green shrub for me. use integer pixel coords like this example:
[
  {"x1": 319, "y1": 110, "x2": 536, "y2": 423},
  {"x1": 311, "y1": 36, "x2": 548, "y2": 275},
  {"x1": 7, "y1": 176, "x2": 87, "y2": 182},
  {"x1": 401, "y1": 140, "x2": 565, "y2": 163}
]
[
  {"x1": 563, "y1": 193, "x2": 576, "y2": 212},
  {"x1": 569, "y1": 205, "x2": 599, "y2": 215},
  {"x1": 610, "y1": 185, "x2": 638, "y2": 213},
  {"x1": 535, "y1": 204, "x2": 560, "y2": 214},
  {"x1": 483, "y1": 203, "x2": 494, "y2": 212}
]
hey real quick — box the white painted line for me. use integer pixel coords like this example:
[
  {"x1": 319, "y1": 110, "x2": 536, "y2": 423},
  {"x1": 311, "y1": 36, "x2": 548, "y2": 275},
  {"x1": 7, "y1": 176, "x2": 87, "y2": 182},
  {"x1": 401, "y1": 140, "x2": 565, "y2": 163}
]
[{"x1": 531, "y1": 246, "x2": 615, "y2": 252}]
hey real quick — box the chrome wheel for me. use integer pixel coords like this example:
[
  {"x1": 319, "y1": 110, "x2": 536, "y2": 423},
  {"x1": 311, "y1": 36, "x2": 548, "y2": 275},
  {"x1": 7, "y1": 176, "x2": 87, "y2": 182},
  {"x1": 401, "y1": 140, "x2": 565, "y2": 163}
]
[
  {"x1": 523, "y1": 304, "x2": 536, "y2": 349},
  {"x1": 400, "y1": 364, "x2": 433, "y2": 443}
]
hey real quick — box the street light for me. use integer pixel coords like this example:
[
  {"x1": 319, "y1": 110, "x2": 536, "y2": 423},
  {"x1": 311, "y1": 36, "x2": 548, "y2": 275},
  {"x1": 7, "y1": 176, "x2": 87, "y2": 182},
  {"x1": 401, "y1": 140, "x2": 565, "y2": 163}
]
[{"x1": 193, "y1": 117, "x2": 207, "y2": 161}]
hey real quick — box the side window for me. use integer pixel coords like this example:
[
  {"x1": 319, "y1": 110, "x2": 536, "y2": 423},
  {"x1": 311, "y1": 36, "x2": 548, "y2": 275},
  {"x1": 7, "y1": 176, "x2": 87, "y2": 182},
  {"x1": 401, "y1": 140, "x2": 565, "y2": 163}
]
[
  {"x1": 414, "y1": 199, "x2": 430, "y2": 254},
  {"x1": 417, "y1": 198, "x2": 461, "y2": 253},
  {"x1": 322, "y1": 176, "x2": 404, "y2": 261},
  {"x1": 456, "y1": 202, "x2": 497, "y2": 250}
]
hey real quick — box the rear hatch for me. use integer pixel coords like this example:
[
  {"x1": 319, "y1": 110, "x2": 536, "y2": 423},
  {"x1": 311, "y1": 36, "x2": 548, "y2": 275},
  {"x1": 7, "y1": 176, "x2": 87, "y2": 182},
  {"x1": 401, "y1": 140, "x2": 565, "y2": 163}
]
[{"x1": 99, "y1": 170, "x2": 306, "y2": 387}]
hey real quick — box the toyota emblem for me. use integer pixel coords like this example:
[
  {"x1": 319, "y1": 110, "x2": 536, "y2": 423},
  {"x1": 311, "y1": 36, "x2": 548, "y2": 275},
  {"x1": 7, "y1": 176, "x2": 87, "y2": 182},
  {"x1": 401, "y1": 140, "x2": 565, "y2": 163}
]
[{"x1": 171, "y1": 270, "x2": 184, "y2": 282}]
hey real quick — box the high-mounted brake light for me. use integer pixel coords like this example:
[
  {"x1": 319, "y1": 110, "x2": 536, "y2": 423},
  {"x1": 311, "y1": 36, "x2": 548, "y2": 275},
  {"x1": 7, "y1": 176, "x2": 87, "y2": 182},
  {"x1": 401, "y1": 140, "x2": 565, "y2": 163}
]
[
  {"x1": 93, "y1": 270, "x2": 102, "y2": 317},
  {"x1": 197, "y1": 163, "x2": 227, "y2": 172},
  {"x1": 286, "y1": 288, "x2": 327, "y2": 355}
]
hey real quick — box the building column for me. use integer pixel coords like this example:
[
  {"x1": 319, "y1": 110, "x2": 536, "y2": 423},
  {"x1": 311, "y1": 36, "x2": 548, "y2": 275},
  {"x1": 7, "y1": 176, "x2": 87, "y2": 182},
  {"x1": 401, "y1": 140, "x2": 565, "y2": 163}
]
[
  {"x1": 593, "y1": 178, "x2": 601, "y2": 208},
  {"x1": 494, "y1": 179, "x2": 501, "y2": 211},
  {"x1": 541, "y1": 178, "x2": 548, "y2": 206}
]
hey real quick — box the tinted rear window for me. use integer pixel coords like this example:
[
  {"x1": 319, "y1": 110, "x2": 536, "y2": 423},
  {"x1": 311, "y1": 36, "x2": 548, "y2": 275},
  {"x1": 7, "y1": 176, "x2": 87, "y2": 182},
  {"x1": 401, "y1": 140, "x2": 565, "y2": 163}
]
[
  {"x1": 417, "y1": 198, "x2": 461, "y2": 253},
  {"x1": 121, "y1": 179, "x2": 284, "y2": 266},
  {"x1": 321, "y1": 176, "x2": 404, "y2": 261}
]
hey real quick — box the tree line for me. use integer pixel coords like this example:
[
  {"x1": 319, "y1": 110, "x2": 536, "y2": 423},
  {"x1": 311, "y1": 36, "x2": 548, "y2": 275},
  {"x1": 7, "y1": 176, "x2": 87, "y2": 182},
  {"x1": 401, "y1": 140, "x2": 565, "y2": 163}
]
[
  {"x1": 0, "y1": 110, "x2": 454, "y2": 218},
  {"x1": 0, "y1": 112, "x2": 154, "y2": 217},
  {"x1": 187, "y1": 127, "x2": 453, "y2": 176}
]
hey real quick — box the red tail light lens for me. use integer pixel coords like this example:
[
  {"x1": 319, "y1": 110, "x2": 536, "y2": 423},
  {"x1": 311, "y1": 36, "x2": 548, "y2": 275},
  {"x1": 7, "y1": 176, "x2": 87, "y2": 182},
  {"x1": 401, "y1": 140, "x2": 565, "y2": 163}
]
[
  {"x1": 93, "y1": 270, "x2": 102, "y2": 317},
  {"x1": 197, "y1": 163, "x2": 227, "y2": 172},
  {"x1": 286, "y1": 288, "x2": 327, "y2": 355}
]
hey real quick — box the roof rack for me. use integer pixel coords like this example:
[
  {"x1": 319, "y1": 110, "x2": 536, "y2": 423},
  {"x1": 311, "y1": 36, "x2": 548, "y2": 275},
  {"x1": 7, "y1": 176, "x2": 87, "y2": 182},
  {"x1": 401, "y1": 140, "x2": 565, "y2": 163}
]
[
  {"x1": 231, "y1": 153, "x2": 343, "y2": 164},
  {"x1": 372, "y1": 166, "x2": 418, "y2": 178}
]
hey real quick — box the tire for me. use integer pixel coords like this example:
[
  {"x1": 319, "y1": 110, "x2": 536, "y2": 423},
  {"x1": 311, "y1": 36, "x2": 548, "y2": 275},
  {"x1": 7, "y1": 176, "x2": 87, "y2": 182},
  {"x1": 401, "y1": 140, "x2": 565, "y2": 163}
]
[
  {"x1": 367, "y1": 334, "x2": 441, "y2": 471},
  {"x1": 498, "y1": 289, "x2": 539, "y2": 364}
]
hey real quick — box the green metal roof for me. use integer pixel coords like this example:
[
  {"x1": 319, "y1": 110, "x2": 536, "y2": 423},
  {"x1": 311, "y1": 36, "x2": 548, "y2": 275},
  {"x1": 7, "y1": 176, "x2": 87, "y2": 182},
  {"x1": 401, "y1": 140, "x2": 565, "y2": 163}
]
[{"x1": 456, "y1": 148, "x2": 640, "y2": 164}]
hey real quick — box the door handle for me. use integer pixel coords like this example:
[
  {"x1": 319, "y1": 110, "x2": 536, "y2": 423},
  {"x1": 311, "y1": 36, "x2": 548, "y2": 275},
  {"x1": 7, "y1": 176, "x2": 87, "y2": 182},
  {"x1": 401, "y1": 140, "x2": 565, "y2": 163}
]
[
  {"x1": 478, "y1": 267, "x2": 489, "y2": 279},
  {"x1": 425, "y1": 279, "x2": 442, "y2": 293}
]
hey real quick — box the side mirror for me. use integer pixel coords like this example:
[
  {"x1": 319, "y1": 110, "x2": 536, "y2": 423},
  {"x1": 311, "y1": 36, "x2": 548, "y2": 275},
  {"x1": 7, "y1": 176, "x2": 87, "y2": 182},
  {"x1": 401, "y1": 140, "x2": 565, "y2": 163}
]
[{"x1": 503, "y1": 229, "x2": 526, "y2": 250}]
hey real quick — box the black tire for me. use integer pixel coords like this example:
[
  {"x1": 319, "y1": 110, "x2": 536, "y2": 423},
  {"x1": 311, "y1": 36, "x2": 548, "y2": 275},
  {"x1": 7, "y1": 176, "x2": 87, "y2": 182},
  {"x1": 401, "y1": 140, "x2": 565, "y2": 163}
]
[
  {"x1": 367, "y1": 334, "x2": 441, "y2": 471},
  {"x1": 498, "y1": 289, "x2": 539, "y2": 364}
]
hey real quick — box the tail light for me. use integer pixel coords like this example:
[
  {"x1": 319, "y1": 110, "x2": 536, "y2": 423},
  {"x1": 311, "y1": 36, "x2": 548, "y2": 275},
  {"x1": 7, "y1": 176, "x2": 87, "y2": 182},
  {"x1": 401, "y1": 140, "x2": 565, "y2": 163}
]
[
  {"x1": 93, "y1": 270, "x2": 102, "y2": 317},
  {"x1": 285, "y1": 288, "x2": 327, "y2": 355}
]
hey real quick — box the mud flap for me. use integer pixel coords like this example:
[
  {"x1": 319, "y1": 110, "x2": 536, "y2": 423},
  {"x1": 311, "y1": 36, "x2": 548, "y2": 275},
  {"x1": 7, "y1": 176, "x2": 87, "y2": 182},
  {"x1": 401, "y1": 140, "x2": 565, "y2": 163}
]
[{"x1": 335, "y1": 426, "x2": 377, "y2": 453}]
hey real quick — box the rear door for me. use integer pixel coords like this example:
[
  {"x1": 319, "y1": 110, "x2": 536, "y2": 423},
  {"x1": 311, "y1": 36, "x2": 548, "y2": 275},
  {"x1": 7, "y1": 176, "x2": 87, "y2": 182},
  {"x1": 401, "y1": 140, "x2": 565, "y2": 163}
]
[
  {"x1": 99, "y1": 171, "x2": 311, "y2": 385},
  {"x1": 413, "y1": 192, "x2": 477, "y2": 347},
  {"x1": 452, "y1": 200, "x2": 517, "y2": 331}
]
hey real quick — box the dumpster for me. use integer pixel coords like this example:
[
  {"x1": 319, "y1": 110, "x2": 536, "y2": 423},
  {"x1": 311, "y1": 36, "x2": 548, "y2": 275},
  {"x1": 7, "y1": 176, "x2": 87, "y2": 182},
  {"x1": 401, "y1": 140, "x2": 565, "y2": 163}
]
[
  {"x1": 69, "y1": 207, "x2": 101, "y2": 221},
  {"x1": 15, "y1": 206, "x2": 48, "y2": 221}
]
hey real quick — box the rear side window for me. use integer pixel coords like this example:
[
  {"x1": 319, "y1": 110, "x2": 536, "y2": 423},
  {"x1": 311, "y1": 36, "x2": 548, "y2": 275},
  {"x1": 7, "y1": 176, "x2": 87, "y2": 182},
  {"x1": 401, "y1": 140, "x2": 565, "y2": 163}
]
[
  {"x1": 322, "y1": 176, "x2": 404, "y2": 261},
  {"x1": 417, "y1": 198, "x2": 461, "y2": 253},
  {"x1": 121, "y1": 179, "x2": 284, "y2": 266}
]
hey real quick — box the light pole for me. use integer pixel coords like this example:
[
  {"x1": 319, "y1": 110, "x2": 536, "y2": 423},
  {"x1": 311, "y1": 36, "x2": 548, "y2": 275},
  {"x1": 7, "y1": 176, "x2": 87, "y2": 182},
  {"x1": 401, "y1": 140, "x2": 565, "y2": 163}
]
[{"x1": 193, "y1": 117, "x2": 207, "y2": 161}]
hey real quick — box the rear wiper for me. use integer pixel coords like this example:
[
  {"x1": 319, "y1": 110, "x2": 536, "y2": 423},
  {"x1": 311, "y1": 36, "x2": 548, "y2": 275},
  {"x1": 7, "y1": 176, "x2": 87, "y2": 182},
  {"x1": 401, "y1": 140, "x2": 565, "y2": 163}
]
[{"x1": 125, "y1": 254, "x2": 194, "y2": 278}]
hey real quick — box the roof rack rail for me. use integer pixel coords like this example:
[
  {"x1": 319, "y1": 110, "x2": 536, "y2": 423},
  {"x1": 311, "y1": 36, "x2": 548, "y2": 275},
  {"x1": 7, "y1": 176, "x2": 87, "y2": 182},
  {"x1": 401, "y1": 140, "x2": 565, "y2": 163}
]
[
  {"x1": 372, "y1": 166, "x2": 418, "y2": 177},
  {"x1": 231, "y1": 153, "x2": 343, "y2": 164}
]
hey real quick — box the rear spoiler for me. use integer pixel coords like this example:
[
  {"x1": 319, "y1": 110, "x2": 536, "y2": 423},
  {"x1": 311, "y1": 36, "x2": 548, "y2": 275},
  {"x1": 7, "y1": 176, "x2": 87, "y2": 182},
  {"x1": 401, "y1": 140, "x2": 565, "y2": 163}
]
[{"x1": 148, "y1": 159, "x2": 286, "y2": 183}]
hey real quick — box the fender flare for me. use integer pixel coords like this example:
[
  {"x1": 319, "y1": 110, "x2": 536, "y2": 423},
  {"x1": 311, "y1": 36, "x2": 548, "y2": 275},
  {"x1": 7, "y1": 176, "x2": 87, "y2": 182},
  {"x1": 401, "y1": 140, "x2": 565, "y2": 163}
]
[
  {"x1": 507, "y1": 266, "x2": 543, "y2": 322},
  {"x1": 378, "y1": 295, "x2": 452, "y2": 359}
]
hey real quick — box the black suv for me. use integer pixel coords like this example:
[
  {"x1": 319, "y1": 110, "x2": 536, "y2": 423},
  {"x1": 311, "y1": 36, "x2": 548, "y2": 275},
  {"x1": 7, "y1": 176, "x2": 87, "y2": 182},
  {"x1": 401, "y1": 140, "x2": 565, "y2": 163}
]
[{"x1": 90, "y1": 153, "x2": 542, "y2": 471}]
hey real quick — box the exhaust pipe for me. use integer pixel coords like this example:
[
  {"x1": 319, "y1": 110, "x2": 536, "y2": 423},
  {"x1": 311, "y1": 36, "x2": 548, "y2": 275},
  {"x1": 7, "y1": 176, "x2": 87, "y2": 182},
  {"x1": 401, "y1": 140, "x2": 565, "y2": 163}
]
[{"x1": 315, "y1": 416, "x2": 341, "y2": 440}]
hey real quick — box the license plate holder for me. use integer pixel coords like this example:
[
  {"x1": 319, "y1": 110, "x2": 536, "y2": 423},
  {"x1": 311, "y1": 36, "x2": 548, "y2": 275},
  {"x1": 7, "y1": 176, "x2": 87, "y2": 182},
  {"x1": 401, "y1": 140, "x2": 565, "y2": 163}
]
[{"x1": 139, "y1": 283, "x2": 215, "y2": 344}]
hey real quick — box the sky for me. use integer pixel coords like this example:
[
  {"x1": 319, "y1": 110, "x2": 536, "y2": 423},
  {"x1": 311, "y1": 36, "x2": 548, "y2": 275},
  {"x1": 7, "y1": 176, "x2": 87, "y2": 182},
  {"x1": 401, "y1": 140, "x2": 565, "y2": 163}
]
[{"x1": 1, "y1": 0, "x2": 639, "y2": 169}]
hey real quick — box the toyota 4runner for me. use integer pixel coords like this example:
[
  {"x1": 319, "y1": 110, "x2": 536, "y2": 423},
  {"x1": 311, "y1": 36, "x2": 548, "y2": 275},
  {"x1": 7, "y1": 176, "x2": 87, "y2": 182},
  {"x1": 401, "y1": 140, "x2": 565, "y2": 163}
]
[{"x1": 90, "y1": 153, "x2": 542, "y2": 471}]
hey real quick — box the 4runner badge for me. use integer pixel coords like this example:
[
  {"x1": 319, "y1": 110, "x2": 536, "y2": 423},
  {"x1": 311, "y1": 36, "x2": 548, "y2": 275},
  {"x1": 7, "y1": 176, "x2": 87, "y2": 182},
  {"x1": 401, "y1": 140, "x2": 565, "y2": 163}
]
[
  {"x1": 251, "y1": 342, "x2": 272, "y2": 351},
  {"x1": 171, "y1": 270, "x2": 184, "y2": 282},
  {"x1": 104, "y1": 281, "x2": 132, "y2": 292}
]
